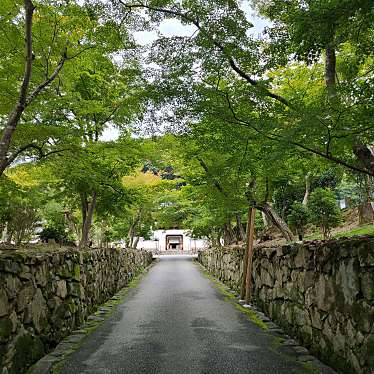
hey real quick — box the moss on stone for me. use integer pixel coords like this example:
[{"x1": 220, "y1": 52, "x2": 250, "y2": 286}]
[
  {"x1": 234, "y1": 304, "x2": 268, "y2": 330},
  {"x1": 270, "y1": 336, "x2": 285, "y2": 350},
  {"x1": 66, "y1": 298, "x2": 78, "y2": 314},
  {"x1": 72, "y1": 264, "x2": 81, "y2": 281},
  {"x1": 11, "y1": 333, "x2": 44, "y2": 374},
  {"x1": 302, "y1": 361, "x2": 318, "y2": 374}
]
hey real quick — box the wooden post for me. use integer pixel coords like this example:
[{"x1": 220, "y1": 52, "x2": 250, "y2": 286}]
[
  {"x1": 240, "y1": 207, "x2": 251, "y2": 299},
  {"x1": 245, "y1": 207, "x2": 256, "y2": 304}
]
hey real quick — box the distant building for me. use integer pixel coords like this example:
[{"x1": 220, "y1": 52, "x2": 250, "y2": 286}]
[{"x1": 137, "y1": 229, "x2": 208, "y2": 253}]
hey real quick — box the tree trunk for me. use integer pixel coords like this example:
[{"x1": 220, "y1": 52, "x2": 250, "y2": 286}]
[
  {"x1": 64, "y1": 211, "x2": 80, "y2": 245},
  {"x1": 353, "y1": 144, "x2": 374, "y2": 176},
  {"x1": 5, "y1": 228, "x2": 13, "y2": 244},
  {"x1": 302, "y1": 172, "x2": 311, "y2": 205},
  {"x1": 79, "y1": 191, "x2": 97, "y2": 248},
  {"x1": 325, "y1": 45, "x2": 336, "y2": 97},
  {"x1": 128, "y1": 208, "x2": 142, "y2": 248},
  {"x1": 15, "y1": 227, "x2": 25, "y2": 246},
  {"x1": 127, "y1": 224, "x2": 135, "y2": 248},
  {"x1": 213, "y1": 230, "x2": 222, "y2": 247},
  {"x1": 324, "y1": 43, "x2": 374, "y2": 179},
  {"x1": 259, "y1": 202, "x2": 294, "y2": 242},
  {"x1": 244, "y1": 208, "x2": 256, "y2": 304},
  {"x1": 132, "y1": 236, "x2": 140, "y2": 249},
  {"x1": 0, "y1": 224, "x2": 7, "y2": 242},
  {"x1": 223, "y1": 220, "x2": 236, "y2": 245},
  {"x1": 235, "y1": 213, "x2": 246, "y2": 243},
  {"x1": 261, "y1": 212, "x2": 271, "y2": 228},
  {"x1": 240, "y1": 207, "x2": 252, "y2": 300},
  {"x1": 0, "y1": 0, "x2": 35, "y2": 175}
]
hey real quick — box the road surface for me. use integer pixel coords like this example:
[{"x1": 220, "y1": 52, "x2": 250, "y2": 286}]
[{"x1": 59, "y1": 255, "x2": 313, "y2": 374}]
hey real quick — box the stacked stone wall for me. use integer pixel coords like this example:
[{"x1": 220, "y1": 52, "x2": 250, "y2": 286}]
[
  {"x1": 198, "y1": 238, "x2": 374, "y2": 373},
  {"x1": 0, "y1": 247, "x2": 153, "y2": 373}
]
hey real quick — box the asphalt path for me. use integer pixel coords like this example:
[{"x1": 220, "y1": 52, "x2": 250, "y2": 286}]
[{"x1": 60, "y1": 255, "x2": 311, "y2": 374}]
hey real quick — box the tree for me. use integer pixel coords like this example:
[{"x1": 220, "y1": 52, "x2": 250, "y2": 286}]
[
  {"x1": 0, "y1": 0, "x2": 137, "y2": 175},
  {"x1": 287, "y1": 202, "x2": 309, "y2": 241},
  {"x1": 308, "y1": 188, "x2": 342, "y2": 239},
  {"x1": 46, "y1": 140, "x2": 139, "y2": 247},
  {"x1": 0, "y1": 1, "x2": 85, "y2": 174},
  {"x1": 0, "y1": 166, "x2": 42, "y2": 244},
  {"x1": 119, "y1": 0, "x2": 374, "y2": 178}
]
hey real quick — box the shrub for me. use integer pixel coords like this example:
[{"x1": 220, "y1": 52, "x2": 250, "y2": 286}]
[
  {"x1": 39, "y1": 226, "x2": 73, "y2": 245},
  {"x1": 308, "y1": 188, "x2": 342, "y2": 239},
  {"x1": 287, "y1": 202, "x2": 309, "y2": 240}
]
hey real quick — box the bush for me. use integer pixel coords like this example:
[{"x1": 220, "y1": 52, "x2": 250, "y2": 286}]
[
  {"x1": 39, "y1": 226, "x2": 73, "y2": 245},
  {"x1": 308, "y1": 188, "x2": 342, "y2": 239},
  {"x1": 287, "y1": 202, "x2": 309, "y2": 240}
]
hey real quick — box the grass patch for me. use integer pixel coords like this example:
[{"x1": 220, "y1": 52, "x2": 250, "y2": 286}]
[
  {"x1": 234, "y1": 303, "x2": 268, "y2": 330},
  {"x1": 194, "y1": 260, "x2": 268, "y2": 330},
  {"x1": 271, "y1": 336, "x2": 285, "y2": 350},
  {"x1": 304, "y1": 223, "x2": 374, "y2": 241},
  {"x1": 333, "y1": 224, "x2": 374, "y2": 238},
  {"x1": 302, "y1": 361, "x2": 319, "y2": 374}
]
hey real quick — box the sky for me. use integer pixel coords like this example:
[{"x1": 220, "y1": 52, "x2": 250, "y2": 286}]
[{"x1": 100, "y1": 2, "x2": 270, "y2": 141}]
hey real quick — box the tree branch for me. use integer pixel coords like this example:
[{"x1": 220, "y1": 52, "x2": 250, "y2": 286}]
[
  {"x1": 6, "y1": 143, "x2": 69, "y2": 167},
  {"x1": 121, "y1": 2, "x2": 292, "y2": 107},
  {"x1": 222, "y1": 90, "x2": 374, "y2": 177},
  {"x1": 26, "y1": 55, "x2": 66, "y2": 106}
]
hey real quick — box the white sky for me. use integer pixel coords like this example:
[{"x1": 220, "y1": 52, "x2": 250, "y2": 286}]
[
  {"x1": 101, "y1": 2, "x2": 270, "y2": 141},
  {"x1": 133, "y1": 2, "x2": 269, "y2": 46}
]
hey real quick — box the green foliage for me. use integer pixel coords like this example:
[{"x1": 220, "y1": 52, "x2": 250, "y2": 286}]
[
  {"x1": 254, "y1": 211, "x2": 265, "y2": 236},
  {"x1": 39, "y1": 227, "x2": 73, "y2": 246},
  {"x1": 312, "y1": 169, "x2": 343, "y2": 191},
  {"x1": 333, "y1": 224, "x2": 374, "y2": 239},
  {"x1": 308, "y1": 188, "x2": 342, "y2": 239},
  {"x1": 287, "y1": 202, "x2": 309, "y2": 240},
  {"x1": 1, "y1": 0, "x2": 372, "y2": 249},
  {"x1": 0, "y1": 174, "x2": 41, "y2": 245}
]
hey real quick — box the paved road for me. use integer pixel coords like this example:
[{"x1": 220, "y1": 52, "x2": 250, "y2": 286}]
[{"x1": 60, "y1": 256, "x2": 309, "y2": 374}]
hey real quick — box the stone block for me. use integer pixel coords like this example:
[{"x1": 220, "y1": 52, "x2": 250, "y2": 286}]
[
  {"x1": 294, "y1": 247, "x2": 307, "y2": 268},
  {"x1": 4, "y1": 275, "x2": 21, "y2": 299},
  {"x1": 67, "y1": 282, "x2": 81, "y2": 297},
  {"x1": 56, "y1": 280, "x2": 67, "y2": 299},
  {"x1": 335, "y1": 258, "x2": 360, "y2": 307},
  {"x1": 365, "y1": 334, "x2": 374, "y2": 368},
  {"x1": 35, "y1": 265, "x2": 48, "y2": 287},
  {"x1": 358, "y1": 243, "x2": 374, "y2": 267},
  {"x1": 304, "y1": 271, "x2": 316, "y2": 290},
  {"x1": 260, "y1": 268, "x2": 274, "y2": 287},
  {"x1": 17, "y1": 285, "x2": 35, "y2": 312},
  {"x1": 351, "y1": 300, "x2": 374, "y2": 333},
  {"x1": 30, "y1": 289, "x2": 48, "y2": 333},
  {"x1": 0, "y1": 290, "x2": 9, "y2": 317},
  {"x1": 0, "y1": 317, "x2": 12, "y2": 343},
  {"x1": 11, "y1": 332, "x2": 45, "y2": 374},
  {"x1": 309, "y1": 307, "x2": 322, "y2": 330},
  {"x1": 3, "y1": 260, "x2": 21, "y2": 274},
  {"x1": 315, "y1": 276, "x2": 335, "y2": 312},
  {"x1": 360, "y1": 271, "x2": 374, "y2": 300}
]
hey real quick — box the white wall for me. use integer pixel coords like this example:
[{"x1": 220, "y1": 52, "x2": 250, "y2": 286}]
[{"x1": 136, "y1": 229, "x2": 208, "y2": 251}]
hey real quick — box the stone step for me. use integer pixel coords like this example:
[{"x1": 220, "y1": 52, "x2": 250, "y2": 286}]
[{"x1": 158, "y1": 250, "x2": 194, "y2": 255}]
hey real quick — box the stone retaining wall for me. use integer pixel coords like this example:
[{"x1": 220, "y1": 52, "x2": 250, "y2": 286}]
[
  {"x1": 0, "y1": 247, "x2": 153, "y2": 374},
  {"x1": 198, "y1": 238, "x2": 374, "y2": 373}
]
